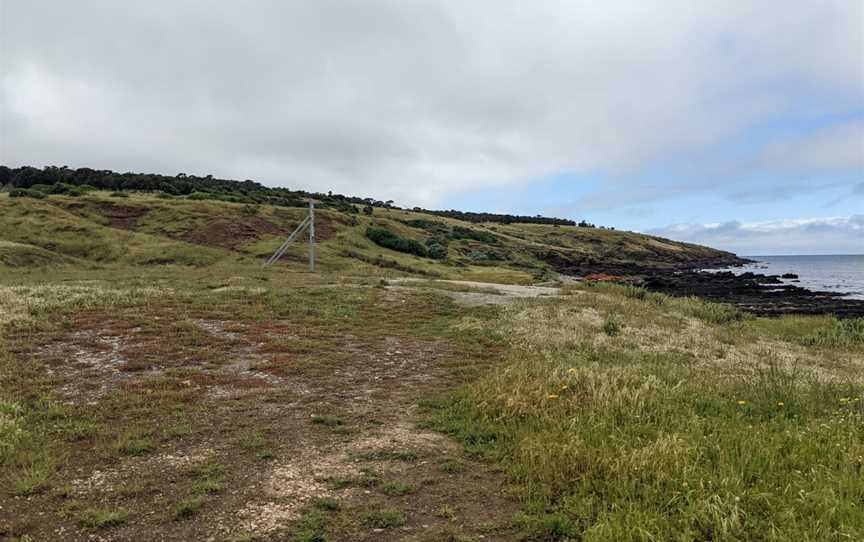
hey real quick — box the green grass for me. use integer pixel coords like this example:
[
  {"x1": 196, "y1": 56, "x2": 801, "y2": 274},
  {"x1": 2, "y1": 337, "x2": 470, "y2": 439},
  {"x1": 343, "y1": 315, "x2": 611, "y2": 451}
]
[
  {"x1": 163, "y1": 422, "x2": 194, "y2": 439},
  {"x1": 353, "y1": 449, "x2": 420, "y2": 462},
  {"x1": 802, "y1": 317, "x2": 864, "y2": 348},
  {"x1": 239, "y1": 431, "x2": 275, "y2": 460},
  {"x1": 173, "y1": 495, "x2": 206, "y2": 519},
  {"x1": 437, "y1": 458, "x2": 466, "y2": 474},
  {"x1": 381, "y1": 480, "x2": 416, "y2": 496},
  {"x1": 601, "y1": 315, "x2": 622, "y2": 336},
  {"x1": 113, "y1": 429, "x2": 155, "y2": 456},
  {"x1": 78, "y1": 508, "x2": 129, "y2": 529},
  {"x1": 362, "y1": 509, "x2": 406, "y2": 529},
  {"x1": 190, "y1": 461, "x2": 225, "y2": 494},
  {"x1": 310, "y1": 414, "x2": 344, "y2": 427},
  {"x1": 290, "y1": 508, "x2": 330, "y2": 542},
  {"x1": 312, "y1": 497, "x2": 340, "y2": 511},
  {"x1": 421, "y1": 287, "x2": 864, "y2": 540}
]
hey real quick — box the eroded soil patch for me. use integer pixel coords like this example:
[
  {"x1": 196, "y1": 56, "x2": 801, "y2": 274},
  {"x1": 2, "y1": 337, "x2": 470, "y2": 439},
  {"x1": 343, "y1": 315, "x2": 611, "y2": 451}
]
[{"x1": 1, "y1": 288, "x2": 518, "y2": 541}]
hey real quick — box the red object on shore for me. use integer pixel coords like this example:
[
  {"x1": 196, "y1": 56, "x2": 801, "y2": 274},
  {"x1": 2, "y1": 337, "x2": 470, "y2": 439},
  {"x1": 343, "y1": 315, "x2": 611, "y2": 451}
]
[{"x1": 582, "y1": 273, "x2": 626, "y2": 282}]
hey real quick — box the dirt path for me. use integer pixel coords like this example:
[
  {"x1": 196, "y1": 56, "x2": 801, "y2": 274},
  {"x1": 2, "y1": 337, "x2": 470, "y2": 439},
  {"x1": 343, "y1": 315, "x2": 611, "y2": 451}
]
[
  {"x1": 1, "y1": 286, "x2": 520, "y2": 541},
  {"x1": 386, "y1": 278, "x2": 562, "y2": 306}
]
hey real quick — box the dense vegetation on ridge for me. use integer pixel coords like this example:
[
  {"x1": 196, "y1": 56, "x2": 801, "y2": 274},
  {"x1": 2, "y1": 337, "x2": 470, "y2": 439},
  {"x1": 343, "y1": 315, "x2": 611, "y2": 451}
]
[{"x1": 1, "y1": 165, "x2": 579, "y2": 226}]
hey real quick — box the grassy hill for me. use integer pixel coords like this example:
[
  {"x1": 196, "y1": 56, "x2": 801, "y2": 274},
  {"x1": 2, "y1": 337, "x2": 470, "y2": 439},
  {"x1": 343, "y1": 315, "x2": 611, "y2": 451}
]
[{"x1": 0, "y1": 191, "x2": 741, "y2": 280}]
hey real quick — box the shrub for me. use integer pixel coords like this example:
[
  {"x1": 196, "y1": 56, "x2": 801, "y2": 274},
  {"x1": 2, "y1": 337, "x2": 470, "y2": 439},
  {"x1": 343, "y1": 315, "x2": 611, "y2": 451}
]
[
  {"x1": 426, "y1": 243, "x2": 448, "y2": 260},
  {"x1": 109, "y1": 191, "x2": 129, "y2": 198},
  {"x1": 9, "y1": 188, "x2": 46, "y2": 199},
  {"x1": 468, "y1": 250, "x2": 489, "y2": 262},
  {"x1": 365, "y1": 227, "x2": 428, "y2": 257},
  {"x1": 451, "y1": 225, "x2": 497, "y2": 244}
]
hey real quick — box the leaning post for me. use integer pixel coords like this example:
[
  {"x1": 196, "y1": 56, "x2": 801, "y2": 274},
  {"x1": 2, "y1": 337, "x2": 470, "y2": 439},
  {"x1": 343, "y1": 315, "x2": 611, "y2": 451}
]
[{"x1": 309, "y1": 201, "x2": 315, "y2": 272}]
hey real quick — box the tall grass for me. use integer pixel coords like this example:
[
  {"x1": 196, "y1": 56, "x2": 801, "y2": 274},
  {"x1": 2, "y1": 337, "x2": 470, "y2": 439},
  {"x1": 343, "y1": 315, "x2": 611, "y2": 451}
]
[
  {"x1": 423, "y1": 288, "x2": 864, "y2": 540},
  {"x1": 802, "y1": 317, "x2": 864, "y2": 349}
]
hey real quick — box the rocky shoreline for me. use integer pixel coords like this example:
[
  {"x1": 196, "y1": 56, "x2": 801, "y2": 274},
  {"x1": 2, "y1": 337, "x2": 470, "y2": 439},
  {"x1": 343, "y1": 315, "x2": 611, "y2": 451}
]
[
  {"x1": 640, "y1": 270, "x2": 864, "y2": 319},
  {"x1": 547, "y1": 257, "x2": 864, "y2": 319}
]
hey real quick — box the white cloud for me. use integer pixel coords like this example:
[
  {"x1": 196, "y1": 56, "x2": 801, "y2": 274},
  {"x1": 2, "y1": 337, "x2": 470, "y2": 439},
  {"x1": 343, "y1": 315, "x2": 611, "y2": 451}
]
[
  {"x1": 1, "y1": 0, "x2": 862, "y2": 207},
  {"x1": 648, "y1": 215, "x2": 864, "y2": 255}
]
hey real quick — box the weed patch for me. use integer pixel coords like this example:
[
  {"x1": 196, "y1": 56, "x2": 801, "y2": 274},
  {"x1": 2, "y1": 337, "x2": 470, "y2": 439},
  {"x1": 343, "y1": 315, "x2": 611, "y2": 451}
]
[
  {"x1": 362, "y1": 509, "x2": 406, "y2": 529},
  {"x1": 78, "y1": 508, "x2": 129, "y2": 529}
]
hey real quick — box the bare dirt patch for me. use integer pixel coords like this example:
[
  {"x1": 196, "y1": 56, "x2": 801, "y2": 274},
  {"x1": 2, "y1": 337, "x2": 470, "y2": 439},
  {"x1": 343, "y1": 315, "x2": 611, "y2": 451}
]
[
  {"x1": 387, "y1": 278, "x2": 563, "y2": 306},
  {"x1": 2, "y1": 290, "x2": 519, "y2": 541},
  {"x1": 175, "y1": 217, "x2": 282, "y2": 250},
  {"x1": 58, "y1": 200, "x2": 150, "y2": 230}
]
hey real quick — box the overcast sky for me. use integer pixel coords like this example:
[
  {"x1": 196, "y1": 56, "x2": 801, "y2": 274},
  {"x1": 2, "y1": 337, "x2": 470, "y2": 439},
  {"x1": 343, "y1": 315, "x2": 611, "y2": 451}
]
[{"x1": 1, "y1": 1, "x2": 862, "y2": 255}]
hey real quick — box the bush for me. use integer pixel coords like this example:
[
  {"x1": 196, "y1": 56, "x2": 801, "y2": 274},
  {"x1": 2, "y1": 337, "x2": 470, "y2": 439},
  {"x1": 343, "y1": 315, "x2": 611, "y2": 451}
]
[
  {"x1": 109, "y1": 191, "x2": 129, "y2": 198},
  {"x1": 365, "y1": 227, "x2": 428, "y2": 257},
  {"x1": 451, "y1": 226, "x2": 497, "y2": 244},
  {"x1": 426, "y1": 243, "x2": 448, "y2": 260},
  {"x1": 468, "y1": 250, "x2": 489, "y2": 262},
  {"x1": 9, "y1": 188, "x2": 45, "y2": 199}
]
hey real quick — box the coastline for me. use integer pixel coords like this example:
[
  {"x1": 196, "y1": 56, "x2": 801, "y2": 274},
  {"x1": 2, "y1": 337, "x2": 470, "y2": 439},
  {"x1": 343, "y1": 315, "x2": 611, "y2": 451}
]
[{"x1": 550, "y1": 256, "x2": 864, "y2": 319}]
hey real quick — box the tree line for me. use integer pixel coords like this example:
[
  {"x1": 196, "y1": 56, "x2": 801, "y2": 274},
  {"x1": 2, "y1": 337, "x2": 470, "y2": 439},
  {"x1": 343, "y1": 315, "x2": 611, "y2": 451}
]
[{"x1": 1, "y1": 165, "x2": 588, "y2": 226}]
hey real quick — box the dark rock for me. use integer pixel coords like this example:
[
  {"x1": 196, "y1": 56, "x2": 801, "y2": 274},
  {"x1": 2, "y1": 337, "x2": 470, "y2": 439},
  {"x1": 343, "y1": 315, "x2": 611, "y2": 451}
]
[
  {"x1": 781, "y1": 273, "x2": 799, "y2": 279},
  {"x1": 548, "y1": 260, "x2": 864, "y2": 319}
]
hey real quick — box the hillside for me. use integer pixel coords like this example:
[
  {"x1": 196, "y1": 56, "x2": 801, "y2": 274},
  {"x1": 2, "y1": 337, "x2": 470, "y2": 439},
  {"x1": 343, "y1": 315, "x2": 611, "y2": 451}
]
[{"x1": 0, "y1": 190, "x2": 741, "y2": 280}]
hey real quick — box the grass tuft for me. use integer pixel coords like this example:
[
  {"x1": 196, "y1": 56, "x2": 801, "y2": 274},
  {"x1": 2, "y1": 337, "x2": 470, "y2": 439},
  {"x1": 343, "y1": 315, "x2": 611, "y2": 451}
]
[
  {"x1": 78, "y1": 508, "x2": 128, "y2": 529},
  {"x1": 381, "y1": 480, "x2": 416, "y2": 496},
  {"x1": 113, "y1": 429, "x2": 155, "y2": 456},
  {"x1": 173, "y1": 496, "x2": 205, "y2": 519},
  {"x1": 362, "y1": 509, "x2": 406, "y2": 529}
]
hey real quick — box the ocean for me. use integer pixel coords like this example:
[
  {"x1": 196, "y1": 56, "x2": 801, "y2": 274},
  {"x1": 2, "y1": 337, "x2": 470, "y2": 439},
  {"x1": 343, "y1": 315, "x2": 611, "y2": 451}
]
[{"x1": 706, "y1": 254, "x2": 864, "y2": 300}]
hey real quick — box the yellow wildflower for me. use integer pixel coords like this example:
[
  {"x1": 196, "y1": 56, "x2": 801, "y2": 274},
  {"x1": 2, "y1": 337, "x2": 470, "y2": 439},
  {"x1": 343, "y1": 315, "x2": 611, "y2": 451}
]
[
  {"x1": 547, "y1": 394, "x2": 559, "y2": 399},
  {"x1": 567, "y1": 368, "x2": 577, "y2": 374},
  {"x1": 560, "y1": 385, "x2": 569, "y2": 391},
  {"x1": 737, "y1": 400, "x2": 747, "y2": 406},
  {"x1": 777, "y1": 402, "x2": 784, "y2": 407}
]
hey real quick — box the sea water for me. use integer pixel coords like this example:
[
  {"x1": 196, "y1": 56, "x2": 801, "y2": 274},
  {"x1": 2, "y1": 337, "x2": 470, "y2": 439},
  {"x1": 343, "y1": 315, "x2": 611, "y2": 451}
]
[{"x1": 706, "y1": 254, "x2": 864, "y2": 300}]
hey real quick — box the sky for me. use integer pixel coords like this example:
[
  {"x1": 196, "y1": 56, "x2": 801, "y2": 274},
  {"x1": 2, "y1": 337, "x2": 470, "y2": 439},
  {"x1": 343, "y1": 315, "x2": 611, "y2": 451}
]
[{"x1": 1, "y1": 1, "x2": 862, "y2": 256}]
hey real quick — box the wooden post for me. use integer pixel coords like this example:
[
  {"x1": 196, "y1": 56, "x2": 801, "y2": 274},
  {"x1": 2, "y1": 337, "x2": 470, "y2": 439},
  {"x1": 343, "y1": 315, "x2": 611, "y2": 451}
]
[{"x1": 308, "y1": 201, "x2": 315, "y2": 272}]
